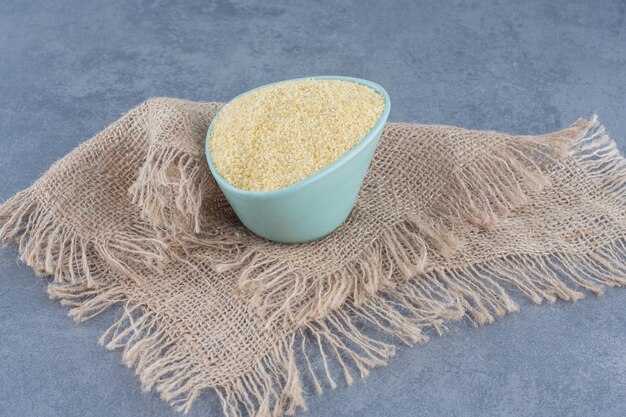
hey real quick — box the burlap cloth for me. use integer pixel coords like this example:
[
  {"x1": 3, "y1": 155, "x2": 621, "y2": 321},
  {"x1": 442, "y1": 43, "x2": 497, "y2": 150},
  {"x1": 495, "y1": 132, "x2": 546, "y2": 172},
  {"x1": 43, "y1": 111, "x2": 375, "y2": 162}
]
[{"x1": 1, "y1": 98, "x2": 624, "y2": 416}]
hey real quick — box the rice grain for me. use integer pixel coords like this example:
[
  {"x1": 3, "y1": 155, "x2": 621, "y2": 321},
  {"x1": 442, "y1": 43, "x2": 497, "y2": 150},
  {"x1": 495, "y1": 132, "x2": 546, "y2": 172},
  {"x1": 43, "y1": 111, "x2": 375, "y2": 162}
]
[{"x1": 210, "y1": 79, "x2": 385, "y2": 192}]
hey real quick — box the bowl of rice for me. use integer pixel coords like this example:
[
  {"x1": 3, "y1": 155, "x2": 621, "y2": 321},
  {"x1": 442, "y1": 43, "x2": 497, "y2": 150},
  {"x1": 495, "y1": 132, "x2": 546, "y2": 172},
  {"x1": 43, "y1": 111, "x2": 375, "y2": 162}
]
[{"x1": 205, "y1": 76, "x2": 390, "y2": 243}]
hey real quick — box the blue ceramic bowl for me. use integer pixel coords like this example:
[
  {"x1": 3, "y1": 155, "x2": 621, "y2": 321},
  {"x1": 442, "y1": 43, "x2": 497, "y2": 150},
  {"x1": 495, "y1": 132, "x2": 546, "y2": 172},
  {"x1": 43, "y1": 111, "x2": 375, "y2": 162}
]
[{"x1": 205, "y1": 76, "x2": 390, "y2": 243}]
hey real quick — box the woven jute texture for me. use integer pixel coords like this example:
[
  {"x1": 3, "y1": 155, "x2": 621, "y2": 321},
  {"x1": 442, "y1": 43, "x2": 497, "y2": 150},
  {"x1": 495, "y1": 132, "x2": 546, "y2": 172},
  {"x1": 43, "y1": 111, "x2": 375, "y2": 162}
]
[{"x1": 1, "y1": 98, "x2": 625, "y2": 416}]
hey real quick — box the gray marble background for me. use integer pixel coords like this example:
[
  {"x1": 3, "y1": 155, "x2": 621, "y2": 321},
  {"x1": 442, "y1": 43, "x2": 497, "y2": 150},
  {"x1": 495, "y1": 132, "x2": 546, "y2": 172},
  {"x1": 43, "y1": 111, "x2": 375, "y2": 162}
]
[{"x1": 1, "y1": 0, "x2": 625, "y2": 416}]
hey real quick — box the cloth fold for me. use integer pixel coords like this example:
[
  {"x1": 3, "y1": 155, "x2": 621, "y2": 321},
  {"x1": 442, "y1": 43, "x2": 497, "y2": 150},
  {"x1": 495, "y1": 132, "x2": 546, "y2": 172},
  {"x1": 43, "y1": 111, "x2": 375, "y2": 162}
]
[{"x1": 1, "y1": 98, "x2": 624, "y2": 417}]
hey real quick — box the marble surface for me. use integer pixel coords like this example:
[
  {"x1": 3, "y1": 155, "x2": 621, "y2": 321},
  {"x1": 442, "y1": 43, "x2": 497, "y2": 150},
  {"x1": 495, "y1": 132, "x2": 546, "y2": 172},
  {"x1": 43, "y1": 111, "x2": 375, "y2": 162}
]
[{"x1": 1, "y1": 0, "x2": 625, "y2": 416}]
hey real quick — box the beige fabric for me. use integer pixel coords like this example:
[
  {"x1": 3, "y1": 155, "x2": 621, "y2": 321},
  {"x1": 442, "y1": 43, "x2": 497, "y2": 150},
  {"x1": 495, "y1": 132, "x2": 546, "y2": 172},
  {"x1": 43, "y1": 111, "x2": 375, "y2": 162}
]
[{"x1": 1, "y1": 98, "x2": 624, "y2": 417}]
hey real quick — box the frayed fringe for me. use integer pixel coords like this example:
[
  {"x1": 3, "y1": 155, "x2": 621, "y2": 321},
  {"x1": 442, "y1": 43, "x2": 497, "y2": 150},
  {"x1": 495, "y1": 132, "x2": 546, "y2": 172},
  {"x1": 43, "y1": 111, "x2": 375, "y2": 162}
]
[
  {"x1": 225, "y1": 117, "x2": 595, "y2": 328},
  {"x1": 129, "y1": 145, "x2": 219, "y2": 235},
  {"x1": 224, "y1": 215, "x2": 459, "y2": 329},
  {"x1": 48, "y1": 281, "x2": 213, "y2": 414},
  {"x1": 98, "y1": 303, "x2": 213, "y2": 414},
  {"x1": 570, "y1": 115, "x2": 626, "y2": 201},
  {"x1": 209, "y1": 239, "x2": 626, "y2": 416},
  {"x1": 48, "y1": 280, "x2": 128, "y2": 322},
  {"x1": 47, "y1": 238, "x2": 625, "y2": 417},
  {"x1": 0, "y1": 190, "x2": 167, "y2": 285}
]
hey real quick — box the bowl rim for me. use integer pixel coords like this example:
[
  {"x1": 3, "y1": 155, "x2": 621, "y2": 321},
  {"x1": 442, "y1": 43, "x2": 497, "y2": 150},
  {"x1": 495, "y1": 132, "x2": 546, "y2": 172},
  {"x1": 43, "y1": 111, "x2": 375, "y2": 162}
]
[{"x1": 205, "y1": 75, "x2": 391, "y2": 199}]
